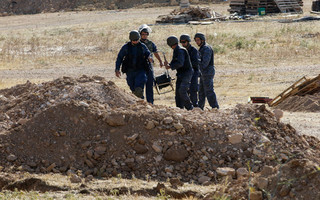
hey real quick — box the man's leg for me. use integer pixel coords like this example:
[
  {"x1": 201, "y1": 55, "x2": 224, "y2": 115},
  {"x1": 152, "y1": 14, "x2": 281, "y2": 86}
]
[
  {"x1": 133, "y1": 70, "x2": 147, "y2": 99},
  {"x1": 198, "y1": 76, "x2": 206, "y2": 110},
  {"x1": 126, "y1": 72, "x2": 135, "y2": 92},
  {"x1": 175, "y1": 77, "x2": 183, "y2": 109},
  {"x1": 189, "y1": 70, "x2": 199, "y2": 107},
  {"x1": 145, "y1": 69, "x2": 154, "y2": 104},
  {"x1": 202, "y1": 75, "x2": 219, "y2": 109},
  {"x1": 178, "y1": 73, "x2": 193, "y2": 110}
]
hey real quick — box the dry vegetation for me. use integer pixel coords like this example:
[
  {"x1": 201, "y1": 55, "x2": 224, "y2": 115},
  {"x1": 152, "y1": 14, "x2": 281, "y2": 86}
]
[
  {"x1": 0, "y1": 3, "x2": 319, "y2": 107},
  {"x1": 0, "y1": 3, "x2": 319, "y2": 198}
]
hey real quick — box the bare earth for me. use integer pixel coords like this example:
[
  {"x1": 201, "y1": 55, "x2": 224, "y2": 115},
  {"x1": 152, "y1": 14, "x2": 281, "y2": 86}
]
[
  {"x1": 0, "y1": 4, "x2": 320, "y2": 199},
  {"x1": 0, "y1": 5, "x2": 319, "y2": 140}
]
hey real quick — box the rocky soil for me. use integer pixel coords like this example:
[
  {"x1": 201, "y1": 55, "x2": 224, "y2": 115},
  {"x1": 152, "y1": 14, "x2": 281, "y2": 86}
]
[
  {"x1": 275, "y1": 91, "x2": 320, "y2": 112},
  {"x1": 0, "y1": 76, "x2": 319, "y2": 199}
]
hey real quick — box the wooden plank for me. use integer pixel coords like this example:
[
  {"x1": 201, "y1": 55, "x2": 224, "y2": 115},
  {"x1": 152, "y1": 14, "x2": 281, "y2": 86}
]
[
  {"x1": 269, "y1": 74, "x2": 320, "y2": 107},
  {"x1": 269, "y1": 76, "x2": 307, "y2": 107}
]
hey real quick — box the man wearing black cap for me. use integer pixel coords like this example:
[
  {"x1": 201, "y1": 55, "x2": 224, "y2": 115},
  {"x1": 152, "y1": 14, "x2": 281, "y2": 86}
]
[
  {"x1": 115, "y1": 30, "x2": 152, "y2": 98},
  {"x1": 165, "y1": 35, "x2": 193, "y2": 110},
  {"x1": 180, "y1": 34, "x2": 200, "y2": 107},
  {"x1": 194, "y1": 33, "x2": 219, "y2": 109}
]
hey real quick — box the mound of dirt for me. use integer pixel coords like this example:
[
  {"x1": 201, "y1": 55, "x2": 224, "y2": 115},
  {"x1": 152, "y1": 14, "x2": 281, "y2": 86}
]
[
  {"x1": 275, "y1": 92, "x2": 320, "y2": 112},
  {"x1": 0, "y1": 76, "x2": 319, "y2": 199}
]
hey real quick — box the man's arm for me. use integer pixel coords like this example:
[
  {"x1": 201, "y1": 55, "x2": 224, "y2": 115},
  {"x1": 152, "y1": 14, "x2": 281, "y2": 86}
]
[
  {"x1": 170, "y1": 49, "x2": 185, "y2": 70},
  {"x1": 115, "y1": 45, "x2": 127, "y2": 78},
  {"x1": 152, "y1": 43, "x2": 163, "y2": 67},
  {"x1": 190, "y1": 48, "x2": 200, "y2": 69},
  {"x1": 199, "y1": 46, "x2": 212, "y2": 70},
  {"x1": 154, "y1": 52, "x2": 163, "y2": 67}
]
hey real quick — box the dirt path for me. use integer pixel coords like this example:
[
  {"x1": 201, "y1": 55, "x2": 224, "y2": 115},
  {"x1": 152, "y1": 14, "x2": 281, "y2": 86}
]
[
  {"x1": 281, "y1": 111, "x2": 320, "y2": 138},
  {"x1": 0, "y1": 8, "x2": 172, "y2": 31}
]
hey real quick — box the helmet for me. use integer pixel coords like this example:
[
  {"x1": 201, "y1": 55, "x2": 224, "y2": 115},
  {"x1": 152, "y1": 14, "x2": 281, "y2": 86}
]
[
  {"x1": 180, "y1": 34, "x2": 191, "y2": 42},
  {"x1": 167, "y1": 36, "x2": 179, "y2": 47},
  {"x1": 129, "y1": 30, "x2": 140, "y2": 41},
  {"x1": 194, "y1": 33, "x2": 206, "y2": 41},
  {"x1": 138, "y1": 24, "x2": 152, "y2": 35}
]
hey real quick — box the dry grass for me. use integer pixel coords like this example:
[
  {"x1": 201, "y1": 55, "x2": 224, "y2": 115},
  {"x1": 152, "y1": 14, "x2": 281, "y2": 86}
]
[{"x1": 0, "y1": 3, "x2": 319, "y2": 109}]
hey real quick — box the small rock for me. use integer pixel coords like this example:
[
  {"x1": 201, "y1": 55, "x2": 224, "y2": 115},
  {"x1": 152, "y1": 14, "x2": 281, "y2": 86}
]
[
  {"x1": 127, "y1": 134, "x2": 139, "y2": 141},
  {"x1": 273, "y1": 109, "x2": 283, "y2": 121},
  {"x1": 84, "y1": 169, "x2": 93, "y2": 176},
  {"x1": 145, "y1": 121, "x2": 155, "y2": 129},
  {"x1": 279, "y1": 185, "x2": 291, "y2": 197},
  {"x1": 7, "y1": 154, "x2": 17, "y2": 162},
  {"x1": 86, "y1": 150, "x2": 93, "y2": 158},
  {"x1": 255, "y1": 177, "x2": 268, "y2": 190},
  {"x1": 79, "y1": 101, "x2": 89, "y2": 107},
  {"x1": 47, "y1": 163, "x2": 56, "y2": 172},
  {"x1": 106, "y1": 114, "x2": 126, "y2": 126},
  {"x1": 163, "y1": 117, "x2": 174, "y2": 124},
  {"x1": 216, "y1": 167, "x2": 235, "y2": 177},
  {"x1": 280, "y1": 153, "x2": 289, "y2": 161},
  {"x1": 67, "y1": 169, "x2": 76, "y2": 176},
  {"x1": 154, "y1": 155, "x2": 162, "y2": 162},
  {"x1": 17, "y1": 118, "x2": 28, "y2": 125},
  {"x1": 202, "y1": 156, "x2": 208, "y2": 161},
  {"x1": 287, "y1": 159, "x2": 307, "y2": 168},
  {"x1": 152, "y1": 143, "x2": 162, "y2": 153},
  {"x1": 170, "y1": 178, "x2": 183, "y2": 188},
  {"x1": 198, "y1": 176, "x2": 211, "y2": 184},
  {"x1": 260, "y1": 135, "x2": 271, "y2": 144},
  {"x1": 228, "y1": 133, "x2": 243, "y2": 144},
  {"x1": 81, "y1": 141, "x2": 91, "y2": 149},
  {"x1": 85, "y1": 175, "x2": 94, "y2": 182},
  {"x1": 59, "y1": 131, "x2": 67, "y2": 136},
  {"x1": 236, "y1": 167, "x2": 249, "y2": 178},
  {"x1": 261, "y1": 166, "x2": 274, "y2": 176},
  {"x1": 70, "y1": 174, "x2": 82, "y2": 183},
  {"x1": 165, "y1": 165, "x2": 174, "y2": 173},
  {"x1": 250, "y1": 191, "x2": 263, "y2": 200},
  {"x1": 284, "y1": 136, "x2": 292, "y2": 143},
  {"x1": 27, "y1": 161, "x2": 37, "y2": 168},
  {"x1": 85, "y1": 159, "x2": 94, "y2": 168},
  {"x1": 163, "y1": 147, "x2": 189, "y2": 162},
  {"x1": 253, "y1": 148, "x2": 264, "y2": 158},
  {"x1": 173, "y1": 122, "x2": 183, "y2": 130},
  {"x1": 94, "y1": 146, "x2": 107, "y2": 154},
  {"x1": 133, "y1": 143, "x2": 148, "y2": 154}
]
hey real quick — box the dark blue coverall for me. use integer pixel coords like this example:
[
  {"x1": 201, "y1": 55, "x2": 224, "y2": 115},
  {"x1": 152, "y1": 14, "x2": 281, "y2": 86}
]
[
  {"x1": 186, "y1": 44, "x2": 201, "y2": 107},
  {"x1": 169, "y1": 45, "x2": 194, "y2": 110},
  {"x1": 115, "y1": 42, "x2": 151, "y2": 98},
  {"x1": 198, "y1": 42, "x2": 219, "y2": 109}
]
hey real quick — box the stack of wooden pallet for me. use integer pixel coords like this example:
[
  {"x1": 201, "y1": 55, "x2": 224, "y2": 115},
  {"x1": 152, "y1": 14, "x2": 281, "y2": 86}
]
[
  {"x1": 274, "y1": 0, "x2": 303, "y2": 13},
  {"x1": 269, "y1": 74, "x2": 320, "y2": 107},
  {"x1": 312, "y1": 0, "x2": 320, "y2": 11},
  {"x1": 229, "y1": 0, "x2": 303, "y2": 15},
  {"x1": 259, "y1": 0, "x2": 280, "y2": 13},
  {"x1": 228, "y1": 0, "x2": 246, "y2": 15}
]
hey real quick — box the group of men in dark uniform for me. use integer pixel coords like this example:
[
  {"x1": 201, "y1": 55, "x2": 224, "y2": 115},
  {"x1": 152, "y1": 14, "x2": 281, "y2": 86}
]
[{"x1": 115, "y1": 25, "x2": 219, "y2": 110}]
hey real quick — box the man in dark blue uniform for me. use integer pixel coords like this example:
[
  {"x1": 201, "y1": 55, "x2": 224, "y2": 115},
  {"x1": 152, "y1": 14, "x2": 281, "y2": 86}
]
[
  {"x1": 180, "y1": 34, "x2": 200, "y2": 107},
  {"x1": 165, "y1": 36, "x2": 194, "y2": 110},
  {"x1": 115, "y1": 30, "x2": 152, "y2": 98},
  {"x1": 194, "y1": 32, "x2": 219, "y2": 109},
  {"x1": 138, "y1": 24, "x2": 163, "y2": 104}
]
